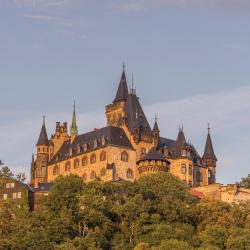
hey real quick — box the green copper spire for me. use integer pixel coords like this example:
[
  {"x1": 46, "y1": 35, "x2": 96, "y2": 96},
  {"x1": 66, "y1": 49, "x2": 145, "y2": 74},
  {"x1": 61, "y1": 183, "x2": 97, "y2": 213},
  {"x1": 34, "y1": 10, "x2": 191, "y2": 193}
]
[{"x1": 70, "y1": 101, "x2": 78, "y2": 136}]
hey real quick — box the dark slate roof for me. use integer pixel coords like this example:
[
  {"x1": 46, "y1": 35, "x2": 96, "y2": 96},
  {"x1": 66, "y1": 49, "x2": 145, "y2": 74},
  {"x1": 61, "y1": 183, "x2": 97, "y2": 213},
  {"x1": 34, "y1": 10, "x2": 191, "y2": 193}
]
[
  {"x1": 113, "y1": 70, "x2": 129, "y2": 103},
  {"x1": 159, "y1": 137, "x2": 176, "y2": 149},
  {"x1": 203, "y1": 132, "x2": 217, "y2": 161},
  {"x1": 153, "y1": 120, "x2": 160, "y2": 133},
  {"x1": 49, "y1": 126, "x2": 134, "y2": 164},
  {"x1": 36, "y1": 120, "x2": 49, "y2": 146},
  {"x1": 124, "y1": 93, "x2": 152, "y2": 136},
  {"x1": 172, "y1": 129, "x2": 186, "y2": 158},
  {"x1": 138, "y1": 147, "x2": 166, "y2": 162},
  {"x1": 33, "y1": 182, "x2": 54, "y2": 193}
]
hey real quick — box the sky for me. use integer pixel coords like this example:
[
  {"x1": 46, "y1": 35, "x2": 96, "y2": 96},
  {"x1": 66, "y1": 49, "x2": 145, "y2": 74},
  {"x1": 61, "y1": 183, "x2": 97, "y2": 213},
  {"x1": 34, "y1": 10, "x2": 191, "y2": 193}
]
[{"x1": 0, "y1": 0, "x2": 250, "y2": 184}]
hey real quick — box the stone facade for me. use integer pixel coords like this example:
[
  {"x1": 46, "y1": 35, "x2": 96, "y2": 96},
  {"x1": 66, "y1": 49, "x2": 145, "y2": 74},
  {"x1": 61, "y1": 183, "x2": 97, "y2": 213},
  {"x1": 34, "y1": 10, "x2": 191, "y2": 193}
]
[
  {"x1": 192, "y1": 184, "x2": 250, "y2": 204},
  {"x1": 30, "y1": 67, "x2": 217, "y2": 188}
]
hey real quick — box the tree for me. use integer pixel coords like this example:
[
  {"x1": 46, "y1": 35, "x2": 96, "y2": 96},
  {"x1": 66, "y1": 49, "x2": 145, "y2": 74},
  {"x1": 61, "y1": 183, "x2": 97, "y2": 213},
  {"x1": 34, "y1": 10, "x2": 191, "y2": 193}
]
[
  {"x1": 152, "y1": 239, "x2": 192, "y2": 250},
  {"x1": 134, "y1": 243, "x2": 150, "y2": 250},
  {"x1": 0, "y1": 164, "x2": 14, "y2": 179},
  {"x1": 239, "y1": 174, "x2": 250, "y2": 189},
  {"x1": 15, "y1": 172, "x2": 26, "y2": 183}
]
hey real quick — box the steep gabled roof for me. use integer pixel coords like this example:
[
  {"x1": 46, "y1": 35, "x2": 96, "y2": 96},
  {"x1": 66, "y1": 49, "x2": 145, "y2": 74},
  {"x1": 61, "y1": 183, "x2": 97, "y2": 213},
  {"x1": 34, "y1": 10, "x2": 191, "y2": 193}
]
[
  {"x1": 49, "y1": 126, "x2": 134, "y2": 164},
  {"x1": 124, "y1": 93, "x2": 152, "y2": 135},
  {"x1": 153, "y1": 120, "x2": 160, "y2": 133},
  {"x1": 203, "y1": 130, "x2": 217, "y2": 161},
  {"x1": 113, "y1": 70, "x2": 129, "y2": 103},
  {"x1": 172, "y1": 129, "x2": 186, "y2": 158},
  {"x1": 36, "y1": 117, "x2": 49, "y2": 146}
]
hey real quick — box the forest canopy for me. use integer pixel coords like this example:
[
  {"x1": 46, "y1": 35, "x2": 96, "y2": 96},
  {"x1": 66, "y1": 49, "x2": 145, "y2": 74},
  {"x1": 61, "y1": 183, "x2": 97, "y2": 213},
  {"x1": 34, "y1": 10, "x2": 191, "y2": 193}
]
[{"x1": 0, "y1": 172, "x2": 249, "y2": 250}]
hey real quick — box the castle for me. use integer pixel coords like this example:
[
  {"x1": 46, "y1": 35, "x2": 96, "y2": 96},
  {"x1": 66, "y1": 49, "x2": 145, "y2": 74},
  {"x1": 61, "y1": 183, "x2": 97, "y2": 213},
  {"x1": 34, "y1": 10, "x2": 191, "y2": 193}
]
[{"x1": 30, "y1": 66, "x2": 217, "y2": 188}]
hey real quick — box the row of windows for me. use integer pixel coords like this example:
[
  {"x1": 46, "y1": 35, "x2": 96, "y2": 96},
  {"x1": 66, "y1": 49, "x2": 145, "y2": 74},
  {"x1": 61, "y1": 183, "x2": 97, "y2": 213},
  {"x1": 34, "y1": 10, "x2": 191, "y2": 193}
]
[
  {"x1": 2, "y1": 192, "x2": 22, "y2": 200},
  {"x1": 181, "y1": 164, "x2": 193, "y2": 175},
  {"x1": 6, "y1": 183, "x2": 15, "y2": 189},
  {"x1": 53, "y1": 151, "x2": 129, "y2": 175},
  {"x1": 81, "y1": 168, "x2": 134, "y2": 181}
]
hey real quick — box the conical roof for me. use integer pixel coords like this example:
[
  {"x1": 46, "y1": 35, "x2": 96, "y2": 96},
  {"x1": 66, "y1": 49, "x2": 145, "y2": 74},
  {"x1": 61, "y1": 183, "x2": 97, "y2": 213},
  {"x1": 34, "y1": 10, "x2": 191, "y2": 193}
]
[
  {"x1": 36, "y1": 117, "x2": 49, "y2": 146},
  {"x1": 139, "y1": 147, "x2": 165, "y2": 162},
  {"x1": 113, "y1": 69, "x2": 129, "y2": 103},
  {"x1": 70, "y1": 102, "x2": 78, "y2": 135},
  {"x1": 203, "y1": 129, "x2": 217, "y2": 161},
  {"x1": 172, "y1": 128, "x2": 186, "y2": 158},
  {"x1": 124, "y1": 93, "x2": 152, "y2": 135},
  {"x1": 153, "y1": 120, "x2": 160, "y2": 133}
]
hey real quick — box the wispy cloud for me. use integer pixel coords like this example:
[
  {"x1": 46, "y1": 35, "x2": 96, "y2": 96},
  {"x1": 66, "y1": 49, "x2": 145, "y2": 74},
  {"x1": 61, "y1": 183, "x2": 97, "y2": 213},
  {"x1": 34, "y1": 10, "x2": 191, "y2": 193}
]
[
  {"x1": 14, "y1": 0, "x2": 81, "y2": 8},
  {"x1": 24, "y1": 14, "x2": 85, "y2": 27},
  {"x1": 220, "y1": 41, "x2": 250, "y2": 55}
]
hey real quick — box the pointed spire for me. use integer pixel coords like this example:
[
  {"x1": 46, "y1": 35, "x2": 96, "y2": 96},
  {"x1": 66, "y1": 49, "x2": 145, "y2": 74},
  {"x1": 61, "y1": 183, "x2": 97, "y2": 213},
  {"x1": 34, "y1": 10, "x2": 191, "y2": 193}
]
[
  {"x1": 203, "y1": 124, "x2": 217, "y2": 161},
  {"x1": 113, "y1": 64, "x2": 129, "y2": 103},
  {"x1": 153, "y1": 114, "x2": 160, "y2": 133},
  {"x1": 36, "y1": 116, "x2": 49, "y2": 146},
  {"x1": 172, "y1": 126, "x2": 186, "y2": 158},
  {"x1": 70, "y1": 101, "x2": 78, "y2": 136}
]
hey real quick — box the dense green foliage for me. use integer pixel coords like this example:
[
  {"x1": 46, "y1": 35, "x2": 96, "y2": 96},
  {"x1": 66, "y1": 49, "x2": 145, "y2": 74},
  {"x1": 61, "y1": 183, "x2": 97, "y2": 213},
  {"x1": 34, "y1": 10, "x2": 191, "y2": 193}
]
[{"x1": 0, "y1": 173, "x2": 249, "y2": 250}]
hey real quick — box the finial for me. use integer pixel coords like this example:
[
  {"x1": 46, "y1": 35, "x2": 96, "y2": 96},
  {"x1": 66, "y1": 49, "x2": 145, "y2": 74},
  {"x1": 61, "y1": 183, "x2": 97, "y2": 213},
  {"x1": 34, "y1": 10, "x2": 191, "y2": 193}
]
[
  {"x1": 43, "y1": 116, "x2": 45, "y2": 124},
  {"x1": 155, "y1": 113, "x2": 158, "y2": 122},
  {"x1": 132, "y1": 73, "x2": 134, "y2": 90},
  {"x1": 73, "y1": 100, "x2": 76, "y2": 111},
  {"x1": 207, "y1": 122, "x2": 210, "y2": 134},
  {"x1": 181, "y1": 124, "x2": 184, "y2": 131},
  {"x1": 122, "y1": 62, "x2": 125, "y2": 71}
]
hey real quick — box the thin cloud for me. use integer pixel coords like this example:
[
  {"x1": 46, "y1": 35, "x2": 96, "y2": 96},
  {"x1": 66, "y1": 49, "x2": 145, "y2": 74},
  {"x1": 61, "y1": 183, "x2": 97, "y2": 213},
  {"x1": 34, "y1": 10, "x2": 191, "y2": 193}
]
[{"x1": 24, "y1": 14, "x2": 85, "y2": 27}]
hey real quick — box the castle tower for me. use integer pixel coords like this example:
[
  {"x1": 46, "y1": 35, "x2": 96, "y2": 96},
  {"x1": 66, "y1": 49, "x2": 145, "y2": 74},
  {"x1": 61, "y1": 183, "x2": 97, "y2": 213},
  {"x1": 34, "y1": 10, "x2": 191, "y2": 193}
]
[
  {"x1": 35, "y1": 116, "x2": 49, "y2": 187},
  {"x1": 106, "y1": 64, "x2": 129, "y2": 127},
  {"x1": 70, "y1": 102, "x2": 78, "y2": 143},
  {"x1": 203, "y1": 125, "x2": 217, "y2": 184},
  {"x1": 153, "y1": 115, "x2": 160, "y2": 147}
]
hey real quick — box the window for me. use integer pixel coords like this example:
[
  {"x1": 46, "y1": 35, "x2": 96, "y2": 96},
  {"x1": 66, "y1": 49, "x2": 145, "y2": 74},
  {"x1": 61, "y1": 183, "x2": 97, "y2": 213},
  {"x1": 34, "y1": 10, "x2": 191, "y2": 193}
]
[
  {"x1": 121, "y1": 151, "x2": 129, "y2": 162},
  {"x1": 94, "y1": 140, "x2": 98, "y2": 149},
  {"x1": 189, "y1": 165, "x2": 192, "y2": 175},
  {"x1": 208, "y1": 170, "x2": 212, "y2": 178},
  {"x1": 100, "y1": 151, "x2": 106, "y2": 161},
  {"x1": 3, "y1": 194, "x2": 7, "y2": 200},
  {"x1": 17, "y1": 192, "x2": 22, "y2": 199},
  {"x1": 90, "y1": 171, "x2": 97, "y2": 180},
  {"x1": 90, "y1": 154, "x2": 96, "y2": 164},
  {"x1": 6, "y1": 183, "x2": 15, "y2": 189},
  {"x1": 74, "y1": 159, "x2": 80, "y2": 169},
  {"x1": 65, "y1": 161, "x2": 71, "y2": 171},
  {"x1": 100, "y1": 168, "x2": 106, "y2": 177},
  {"x1": 126, "y1": 168, "x2": 133, "y2": 179},
  {"x1": 82, "y1": 156, "x2": 88, "y2": 166},
  {"x1": 141, "y1": 148, "x2": 146, "y2": 158},
  {"x1": 13, "y1": 193, "x2": 17, "y2": 199},
  {"x1": 181, "y1": 164, "x2": 186, "y2": 174},
  {"x1": 53, "y1": 165, "x2": 59, "y2": 175},
  {"x1": 82, "y1": 173, "x2": 87, "y2": 182}
]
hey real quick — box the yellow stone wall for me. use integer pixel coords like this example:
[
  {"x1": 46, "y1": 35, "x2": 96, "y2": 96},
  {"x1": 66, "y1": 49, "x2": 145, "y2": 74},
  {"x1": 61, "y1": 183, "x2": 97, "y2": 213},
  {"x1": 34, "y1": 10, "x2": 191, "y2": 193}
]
[{"x1": 47, "y1": 146, "x2": 137, "y2": 183}]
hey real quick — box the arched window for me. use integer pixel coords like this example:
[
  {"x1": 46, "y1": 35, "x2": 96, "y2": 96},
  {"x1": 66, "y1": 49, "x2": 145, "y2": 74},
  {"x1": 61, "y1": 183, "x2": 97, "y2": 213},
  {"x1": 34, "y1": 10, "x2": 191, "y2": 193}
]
[
  {"x1": 141, "y1": 148, "x2": 146, "y2": 158},
  {"x1": 82, "y1": 156, "x2": 88, "y2": 166},
  {"x1": 126, "y1": 168, "x2": 133, "y2": 179},
  {"x1": 90, "y1": 154, "x2": 96, "y2": 164},
  {"x1": 90, "y1": 171, "x2": 97, "y2": 180},
  {"x1": 65, "y1": 161, "x2": 71, "y2": 172},
  {"x1": 53, "y1": 165, "x2": 59, "y2": 175},
  {"x1": 82, "y1": 173, "x2": 87, "y2": 182},
  {"x1": 181, "y1": 164, "x2": 186, "y2": 174},
  {"x1": 100, "y1": 151, "x2": 106, "y2": 161},
  {"x1": 100, "y1": 168, "x2": 106, "y2": 177},
  {"x1": 208, "y1": 170, "x2": 212, "y2": 178},
  {"x1": 121, "y1": 151, "x2": 129, "y2": 162},
  {"x1": 74, "y1": 159, "x2": 80, "y2": 169}
]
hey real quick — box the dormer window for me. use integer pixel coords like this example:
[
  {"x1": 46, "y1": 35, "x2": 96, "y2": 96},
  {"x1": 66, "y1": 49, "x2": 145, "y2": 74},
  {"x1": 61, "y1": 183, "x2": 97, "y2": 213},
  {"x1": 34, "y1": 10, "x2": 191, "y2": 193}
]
[
  {"x1": 84, "y1": 144, "x2": 88, "y2": 152},
  {"x1": 94, "y1": 140, "x2": 98, "y2": 149},
  {"x1": 102, "y1": 137, "x2": 106, "y2": 146},
  {"x1": 77, "y1": 144, "x2": 81, "y2": 154},
  {"x1": 69, "y1": 148, "x2": 73, "y2": 156}
]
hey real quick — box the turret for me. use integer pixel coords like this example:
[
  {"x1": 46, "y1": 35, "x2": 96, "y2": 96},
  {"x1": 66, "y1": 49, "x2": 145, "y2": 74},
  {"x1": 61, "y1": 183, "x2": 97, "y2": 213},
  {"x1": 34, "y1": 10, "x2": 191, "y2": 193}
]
[
  {"x1": 106, "y1": 64, "x2": 128, "y2": 127},
  {"x1": 172, "y1": 126, "x2": 189, "y2": 158},
  {"x1": 203, "y1": 124, "x2": 217, "y2": 184},
  {"x1": 70, "y1": 102, "x2": 78, "y2": 143},
  {"x1": 153, "y1": 114, "x2": 160, "y2": 147},
  {"x1": 35, "y1": 116, "x2": 49, "y2": 187}
]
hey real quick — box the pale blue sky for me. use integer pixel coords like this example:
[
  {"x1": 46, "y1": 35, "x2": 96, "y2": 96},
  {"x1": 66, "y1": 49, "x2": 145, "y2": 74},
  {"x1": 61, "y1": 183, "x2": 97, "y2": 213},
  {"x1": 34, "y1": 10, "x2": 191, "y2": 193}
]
[{"x1": 0, "y1": 0, "x2": 250, "y2": 183}]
